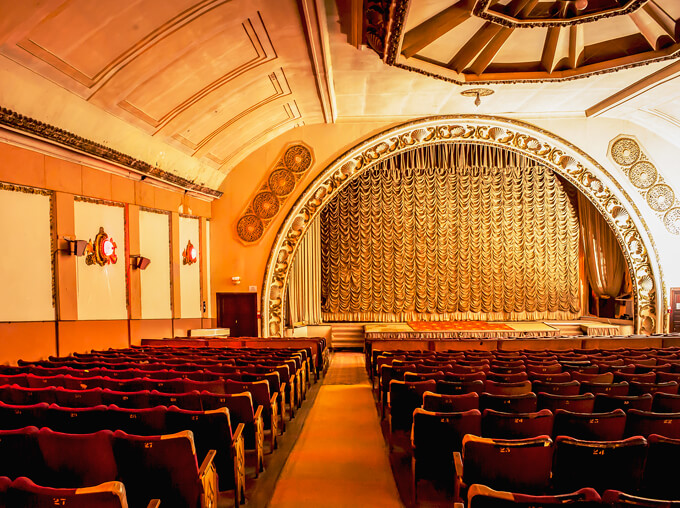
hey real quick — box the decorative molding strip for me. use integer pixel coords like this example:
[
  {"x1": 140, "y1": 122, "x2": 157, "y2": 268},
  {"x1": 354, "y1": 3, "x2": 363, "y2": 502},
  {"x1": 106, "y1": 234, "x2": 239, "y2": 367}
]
[
  {"x1": 262, "y1": 116, "x2": 666, "y2": 337},
  {"x1": 74, "y1": 196, "x2": 126, "y2": 208},
  {"x1": 0, "y1": 107, "x2": 222, "y2": 198},
  {"x1": 608, "y1": 135, "x2": 680, "y2": 236},
  {"x1": 236, "y1": 142, "x2": 313, "y2": 244}
]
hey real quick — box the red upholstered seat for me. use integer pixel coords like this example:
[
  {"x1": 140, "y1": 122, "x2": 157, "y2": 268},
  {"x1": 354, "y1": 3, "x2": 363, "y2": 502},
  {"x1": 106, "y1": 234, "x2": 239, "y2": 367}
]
[
  {"x1": 481, "y1": 409, "x2": 554, "y2": 439},
  {"x1": 479, "y1": 392, "x2": 537, "y2": 414},
  {"x1": 570, "y1": 372, "x2": 614, "y2": 383},
  {"x1": 101, "y1": 388, "x2": 152, "y2": 409},
  {"x1": 593, "y1": 393, "x2": 653, "y2": 413},
  {"x1": 640, "y1": 434, "x2": 680, "y2": 499},
  {"x1": 422, "y1": 391, "x2": 479, "y2": 412},
  {"x1": 0, "y1": 427, "x2": 45, "y2": 483},
  {"x1": 0, "y1": 401, "x2": 49, "y2": 430},
  {"x1": 651, "y1": 392, "x2": 680, "y2": 413},
  {"x1": 624, "y1": 409, "x2": 680, "y2": 439},
  {"x1": 53, "y1": 387, "x2": 103, "y2": 407},
  {"x1": 467, "y1": 484, "x2": 601, "y2": 508},
  {"x1": 388, "y1": 380, "x2": 437, "y2": 433},
  {"x1": 552, "y1": 436, "x2": 647, "y2": 494},
  {"x1": 553, "y1": 409, "x2": 626, "y2": 441},
  {"x1": 528, "y1": 372, "x2": 572, "y2": 383},
  {"x1": 37, "y1": 428, "x2": 117, "y2": 488},
  {"x1": 532, "y1": 380, "x2": 580, "y2": 396},
  {"x1": 107, "y1": 406, "x2": 168, "y2": 435},
  {"x1": 147, "y1": 390, "x2": 202, "y2": 411},
  {"x1": 536, "y1": 392, "x2": 595, "y2": 413},
  {"x1": 484, "y1": 380, "x2": 532, "y2": 396},
  {"x1": 6, "y1": 477, "x2": 149, "y2": 508},
  {"x1": 486, "y1": 372, "x2": 529, "y2": 383},
  {"x1": 629, "y1": 381, "x2": 679, "y2": 396},
  {"x1": 455, "y1": 434, "x2": 554, "y2": 500},
  {"x1": 579, "y1": 381, "x2": 629, "y2": 396},
  {"x1": 613, "y1": 371, "x2": 657, "y2": 384},
  {"x1": 404, "y1": 371, "x2": 446, "y2": 382}
]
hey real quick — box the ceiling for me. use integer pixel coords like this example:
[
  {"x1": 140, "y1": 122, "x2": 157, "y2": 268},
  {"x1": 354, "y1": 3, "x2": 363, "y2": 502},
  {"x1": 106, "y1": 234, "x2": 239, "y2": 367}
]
[{"x1": 0, "y1": 0, "x2": 679, "y2": 195}]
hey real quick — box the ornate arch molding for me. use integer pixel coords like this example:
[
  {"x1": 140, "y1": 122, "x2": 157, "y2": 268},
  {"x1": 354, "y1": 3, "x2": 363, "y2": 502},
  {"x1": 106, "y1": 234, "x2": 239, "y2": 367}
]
[{"x1": 262, "y1": 116, "x2": 665, "y2": 336}]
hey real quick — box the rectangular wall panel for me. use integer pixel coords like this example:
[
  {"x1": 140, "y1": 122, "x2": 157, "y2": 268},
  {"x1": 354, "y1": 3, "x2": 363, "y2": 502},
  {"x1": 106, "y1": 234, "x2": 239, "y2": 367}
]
[
  {"x1": 206, "y1": 219, "x2": 212, "y2": 319},
  {"x1": 179, "y1": 215, "x2": 201, "y2": 318},
  {"x1": 74, "y1": 200, "x2": 127, "y2": 320},
  {"x1": 0, "y1": 186, "x2": 54, "y2": 321},
  {"x1": 139, "y1": 210, "x2": 172, "y2": 319}
]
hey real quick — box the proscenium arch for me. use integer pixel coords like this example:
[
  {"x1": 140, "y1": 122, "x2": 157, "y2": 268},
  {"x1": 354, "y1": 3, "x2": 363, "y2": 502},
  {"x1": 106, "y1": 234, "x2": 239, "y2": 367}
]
[{"x1": 261, "y1": 115, "x2": 665, "y2": 337}]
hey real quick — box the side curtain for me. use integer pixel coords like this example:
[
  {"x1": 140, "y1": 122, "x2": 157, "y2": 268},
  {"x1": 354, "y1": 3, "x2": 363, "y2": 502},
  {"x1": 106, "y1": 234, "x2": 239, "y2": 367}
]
[
  {"x1": 577, "y1": 193, "x2": 626, "y2": 299},
  {"x1": 320, "y1": 143, "x2": 581, "y2": 322},
  {"x1": 286, "y1": 215, "x2": 322, "y2": 326}
]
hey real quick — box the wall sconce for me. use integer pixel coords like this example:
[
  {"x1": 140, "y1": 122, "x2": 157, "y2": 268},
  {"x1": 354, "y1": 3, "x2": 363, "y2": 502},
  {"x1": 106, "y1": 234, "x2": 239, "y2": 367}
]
[
  {"x1": 86, "y1": 227, "x2": 117, "y2": 266},
  {"x1": 63, "y1": 238, "x2": 88, "y2": 256},
  {"x1": 130, "y1": 255, "x2": 151, "y2": 270},
  {"x1": 231, "y1": 276, "x2": 241, "y2": 285},
  {"x1": 182, "y1": 240, "x2": 198, "y2": 265}
]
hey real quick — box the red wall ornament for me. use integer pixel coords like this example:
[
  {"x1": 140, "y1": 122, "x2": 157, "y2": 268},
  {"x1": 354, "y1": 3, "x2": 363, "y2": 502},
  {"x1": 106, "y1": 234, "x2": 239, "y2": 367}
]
[
  {"x1": 182, "y1": 240, "x2": 198, "y2": 265},
  {"x1": 85, "y1": 227, "x2": 118, "y2": 266}
]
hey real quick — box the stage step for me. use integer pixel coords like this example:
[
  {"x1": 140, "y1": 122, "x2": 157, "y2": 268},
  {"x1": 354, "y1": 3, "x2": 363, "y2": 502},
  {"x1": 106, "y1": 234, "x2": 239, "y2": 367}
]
[{"x1": 328, "y1": 322, "x2": 366, "y2": 350}]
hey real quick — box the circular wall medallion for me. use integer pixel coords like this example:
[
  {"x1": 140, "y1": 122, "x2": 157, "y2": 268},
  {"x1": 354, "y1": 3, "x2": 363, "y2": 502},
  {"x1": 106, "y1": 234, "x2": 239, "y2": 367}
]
[
  {"x1": 629, "y1": 161, "x2": 657, "y2": 189},
  {"x1": 284, "y1": 145, "x2": 312, "y2": 173},
  {"x1": 664, "y1": 208, "x2": 680, "y2": 235},
  {"x1": 253, "y1": 191, "x2": 280, "y2": 219},
  {"x1": 269, "y1": 169, "x2": 296, "y2": 196},
  {"x1": 646, "y1": 184, "x2": 675, "y2": 212},
  {"x1": 611, "y1": 138, "x2": 640, "y2": 166},
  {"x1": 237, "y1": 215, "x2": 264, "y2": 242}
]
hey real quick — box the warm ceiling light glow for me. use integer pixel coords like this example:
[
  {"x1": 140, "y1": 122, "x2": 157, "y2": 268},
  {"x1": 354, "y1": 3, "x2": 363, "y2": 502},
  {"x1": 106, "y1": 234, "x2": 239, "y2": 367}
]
[
  {"x1": 190, "y1": 247, "x2": 197, "y2": 262},
  {"x1": 575, "y1": 0, "x2": 588, "y2": 10},
  {"x1": 103, "y1": 238, "x2": 114, "y2": 257}
]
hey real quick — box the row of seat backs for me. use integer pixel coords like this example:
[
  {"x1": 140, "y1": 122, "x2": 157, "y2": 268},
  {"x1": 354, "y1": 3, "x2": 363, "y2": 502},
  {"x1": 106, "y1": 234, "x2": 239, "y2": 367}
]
[
  {"x1": 0, "y1": 372, "x2": 280, "y2": 396},
  {"x1": 467, "y1": 484, "x2": 679, "y2": 508},
  {"x1": 0, "y1": 426, "x2": 204, "y2": 508},
  {"x1": 0, "y1": 401, "x2": 238, "y2": 491},
  {"x1": 0, "y1": 476, "x2": 160, "y2": 508},
  {"x1": 456, "y1": 434, "x2": 677, "y2": 499},
  {"x1": 411, "y1": 403, "x2": 680, "y2": 443}
]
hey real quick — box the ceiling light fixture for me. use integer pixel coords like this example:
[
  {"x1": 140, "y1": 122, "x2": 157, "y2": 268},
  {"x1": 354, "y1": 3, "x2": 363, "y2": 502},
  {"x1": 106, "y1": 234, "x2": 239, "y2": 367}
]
[{"x1": 460, "y1": 88, "x2": 494, "y2": 108}]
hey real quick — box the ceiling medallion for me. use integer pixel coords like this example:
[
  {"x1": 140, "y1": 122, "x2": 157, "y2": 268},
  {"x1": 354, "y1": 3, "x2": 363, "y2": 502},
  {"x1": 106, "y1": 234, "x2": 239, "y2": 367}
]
[
  {"x1": 473, "y1": 0, "x2": 647, "y2": 27},
  {"x1": 647, "y1": 184, "x2": 675, "y2": 212},
  {"x1": 664, "y1": 208, "x2": 680, "y2": 235},
  {"x1": 461, "y1": 88, "x2": 494, "y2": 107},
  {"x1": 85, "y1": 227, "x2": 117, "y2": 266},
  {"x1": 610, "y1": 138, "x2": 640, "y2": 166},
  {"x1": 629, "y1": 160, "x2": 658, "y2": 189}
]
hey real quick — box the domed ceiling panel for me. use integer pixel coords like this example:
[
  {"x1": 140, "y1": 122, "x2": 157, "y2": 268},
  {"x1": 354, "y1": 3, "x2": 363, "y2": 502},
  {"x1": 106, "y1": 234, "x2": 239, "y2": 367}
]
[{"x1": 367, "y1": 0, "x2": 680, "y2": 83}]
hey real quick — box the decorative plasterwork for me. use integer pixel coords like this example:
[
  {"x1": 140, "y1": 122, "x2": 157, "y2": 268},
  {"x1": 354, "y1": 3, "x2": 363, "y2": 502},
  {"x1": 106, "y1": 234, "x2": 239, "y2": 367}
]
[
  {"x1": 262, "y1": 116, "x2": 666, "y2": 337},
  {"x1": 366, "y1": 0, "x2": 680, "y2": 84},
  {"x1": 474, "y1": 0, "x2": 646, "y2": 27},
  {"x1": 236, "y1": 142, "x2": 314, "y2": 244},
  {"x1": 0, "y1": 107, "x2": 222, "y2": 198},
  {"x1": 608, "y1": 135, "x2": 680, "y2": 236}
]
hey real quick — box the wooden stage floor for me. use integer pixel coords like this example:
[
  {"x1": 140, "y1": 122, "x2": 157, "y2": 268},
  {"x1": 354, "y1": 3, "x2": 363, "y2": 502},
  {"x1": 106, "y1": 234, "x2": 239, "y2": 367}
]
[{"x1": 365, "y1": 321, "x2": 562, "y2": 339}]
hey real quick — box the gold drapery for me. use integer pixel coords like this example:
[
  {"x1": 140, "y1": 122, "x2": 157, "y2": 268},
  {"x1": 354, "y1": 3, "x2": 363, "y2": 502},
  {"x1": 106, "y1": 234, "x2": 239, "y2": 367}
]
[
  {"x1": 286, "y1": 215, "x2": 322, "y2": 326},
  {"x1": 320, "y1": 143, "x2": 581, "y2": 322},
  {"x1": 578, "y1": 193, "x2": 627, "y2": 299}
]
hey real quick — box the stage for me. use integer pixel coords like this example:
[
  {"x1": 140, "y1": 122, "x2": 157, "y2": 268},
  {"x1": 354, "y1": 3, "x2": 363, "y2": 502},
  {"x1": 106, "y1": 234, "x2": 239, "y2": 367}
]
[{"x1": 364, "y1": 321, "x2": 561, "y2": 339}]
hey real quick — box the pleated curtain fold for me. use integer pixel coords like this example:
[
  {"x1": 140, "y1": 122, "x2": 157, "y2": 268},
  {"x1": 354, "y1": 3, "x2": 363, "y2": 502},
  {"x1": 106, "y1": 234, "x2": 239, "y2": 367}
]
[{"x1": 286, "y1": 215, "x2": 322, "y2": 326}]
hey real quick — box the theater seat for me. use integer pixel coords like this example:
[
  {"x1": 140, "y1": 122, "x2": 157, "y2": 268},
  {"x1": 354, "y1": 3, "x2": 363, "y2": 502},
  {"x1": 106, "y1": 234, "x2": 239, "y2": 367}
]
[
  {"x1": 641, "y1": 434, "x2": 680, "y2": 499},
  {"x1": 0, "y1": 427, "x2": 45, "y2": 483},
  {"x1": 624, "y1": 409, "x2": 680, "y2": 439},
  {"x1": 6, "y1": 476, "x2": 160, "y2": 508},
  {"x1": 481, "y1": 409, "x2": 554, "y2": 439},
  {"x1": 552, "y1": 436, "x2": 647, "y2": 494},
  {"x1": 593, "y1": 394, "x2": 653, "y2": 413},
  {"x1": 454, "y1": 434, "x2": 554, "y2": 502},
  {"x1": 651, "y1": 392, "x2": 680, "y2": 413},
  {"x1": 388, "y1": 379, "x2": 436, "y2": 436},
  {"x1": 553, "y1": 409, "x2": 626, "y2": 441},
  {"x1": 537, "y1": 392, "x2": 595, "y2": 413},
  {"x1": 422, "y1": 391, "x2": 479, "y2": 412},
  {"x1": 532, "y1": 380, "x2": 580, "y2": 396},
  {"x1": 479, "y1": 392, "x2": 537, "y2": 414},
  {"x1": 467, "y1": 484, "x2": 601, "y2": 508}
]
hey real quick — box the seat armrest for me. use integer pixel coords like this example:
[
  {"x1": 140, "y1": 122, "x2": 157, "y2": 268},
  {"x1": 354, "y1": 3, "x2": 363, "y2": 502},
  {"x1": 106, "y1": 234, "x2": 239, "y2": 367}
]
[
  {"x1": 231, "y1": 423, "x2": 246, "y2": 508},
  {"x1": 254, "y1": 404, "x2": 263, "y2": 420},
  {"x1": 453, "y1": 452, "x2": 464, "y2": 503},
  {"x1": 198, "y1": 449, "x2": 217, "y2": 477},
  {"x1": 146, "y1": 500, "x2": 161, "y2": 508},
  {"x1": 454, "y1": 503, "x2": 464, "y2": 508},
  {"x1": 453, "y1": 452, "x2": 463, "y2": 477},
  {"x1": 198, "y1": 449, "x2": 218, "y2": 508},
  {"x1": 270, "y1": 391, "x2": 278, "y2": 406}
]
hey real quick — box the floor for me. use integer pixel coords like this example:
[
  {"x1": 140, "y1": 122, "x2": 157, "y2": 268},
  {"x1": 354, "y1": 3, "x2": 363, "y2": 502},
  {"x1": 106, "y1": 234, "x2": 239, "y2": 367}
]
[{"x1": 267, "y1": 352, "x2": 403, "y2": 507}]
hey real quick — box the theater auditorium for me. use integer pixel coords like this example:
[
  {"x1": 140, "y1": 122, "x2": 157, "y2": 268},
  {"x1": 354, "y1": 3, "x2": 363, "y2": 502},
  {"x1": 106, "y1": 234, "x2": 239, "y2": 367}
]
[{"x1": 1, "y1": 0, "x2": 680, "y2": 506}]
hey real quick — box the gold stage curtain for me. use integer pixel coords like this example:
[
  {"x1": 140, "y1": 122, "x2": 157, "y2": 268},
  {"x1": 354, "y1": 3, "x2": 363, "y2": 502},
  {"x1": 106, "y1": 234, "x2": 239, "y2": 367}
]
[
  {"x1": 577, "y1": 193, "x2": 626, "y2": 299},
  {"x1": 320, "y1": 143, "x2": 581, "y2": 322},
  {"x1": 286, "y1": 215, "x2": 322, "y2": 326}
]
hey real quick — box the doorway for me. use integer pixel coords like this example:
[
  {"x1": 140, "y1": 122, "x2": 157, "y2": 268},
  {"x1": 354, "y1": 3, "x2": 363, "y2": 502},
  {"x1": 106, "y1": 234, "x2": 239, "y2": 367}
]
[
  {"x1": 672, "y1": 288, "x2": 680, "y2": 333},
  {"x1": 216, "y1": 292, "x2": 258, "y2": 337}
]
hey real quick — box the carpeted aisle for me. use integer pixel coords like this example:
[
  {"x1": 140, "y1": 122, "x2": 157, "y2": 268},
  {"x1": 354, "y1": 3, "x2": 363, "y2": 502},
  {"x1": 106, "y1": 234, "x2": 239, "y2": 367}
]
[{"x1": 268, "y1": 352, "x2": 403, "y2": 507}]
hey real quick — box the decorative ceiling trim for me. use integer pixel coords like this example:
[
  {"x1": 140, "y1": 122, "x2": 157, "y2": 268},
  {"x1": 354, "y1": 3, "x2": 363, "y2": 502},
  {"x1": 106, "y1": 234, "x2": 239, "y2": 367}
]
[
  {"x1": 367, "y1": 0, "x2": 680, "y2": 85},
  {"x1": 473, "y1": 0, "x2": 647, "y2": 28},
  {"x1": 261, "y1": 115, "x2": 666, "y2": 337},
  {"x1": 0, "y1": 107, "x2": 222, "y2": 198}
]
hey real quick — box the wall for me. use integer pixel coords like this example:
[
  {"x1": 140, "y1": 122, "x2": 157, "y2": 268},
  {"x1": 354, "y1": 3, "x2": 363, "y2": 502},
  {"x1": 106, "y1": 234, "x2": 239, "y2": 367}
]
[
  {"x1": 0, "y1": 139, "x2": 213, "y2": 364},
  {"x1": 210, "y1": 117, "x2": 680, "y2": 331}
]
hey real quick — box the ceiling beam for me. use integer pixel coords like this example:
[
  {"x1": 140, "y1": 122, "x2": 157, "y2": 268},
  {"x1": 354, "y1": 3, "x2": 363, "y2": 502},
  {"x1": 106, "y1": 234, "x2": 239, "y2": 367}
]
[
  {"x1": 401, "y1": 0, "x2": 474, "y2": 58},
  {"x1": 468, "y1": 27, "x2": 514, "y2": 75},
  {"x1": 586, "y1": 59, "x2": 680, "y2": 117},
  {"x1": 568, "y1": 24, "x2": 584, "y2": 69},
  {"x1": 447, "y1": 22, "x2": 504, "y2": 72},
  {"x1": 629, "y1": 8, "x2": 675, "y2": 50},
  {"x1": 349, "y1": 0, "x2": 364, "y2": 49},
  {"x1": 541, "y1": 26, "x2": 562, "y2": 73}
]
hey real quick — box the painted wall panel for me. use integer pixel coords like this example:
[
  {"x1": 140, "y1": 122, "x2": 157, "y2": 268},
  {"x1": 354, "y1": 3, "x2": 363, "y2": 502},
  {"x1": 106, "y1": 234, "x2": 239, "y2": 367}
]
[
  {"x1": 179, "y1": 216, "x2": 201, "y2": 318},
  {"x1": 74, "y1": 200, "x2": 127, "y2": 320},
  {"x1": 139, "y1": 210, "x2": 172, "y2": 319},
  {"x1": 0, "y1": 187, "x2": 54, "y2": 321},
  {"x1": 206, "y1": 219, "x2": 212, "y2": 318}
]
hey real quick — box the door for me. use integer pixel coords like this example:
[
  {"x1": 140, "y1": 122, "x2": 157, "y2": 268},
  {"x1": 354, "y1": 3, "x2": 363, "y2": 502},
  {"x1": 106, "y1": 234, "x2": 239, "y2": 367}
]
[
  {"x1": 216, "y1": 292, "x2": 258, "y2": 337},
  {"x1": 672, "y1": 288, "x2": 680, "y2": 333}
]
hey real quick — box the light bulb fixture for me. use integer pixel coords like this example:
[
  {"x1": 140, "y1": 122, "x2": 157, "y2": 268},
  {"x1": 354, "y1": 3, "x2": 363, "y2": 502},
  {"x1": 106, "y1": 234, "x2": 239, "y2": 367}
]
[
  {"x1": 231, "y1": 276, "x2": 241, "y2": 285},
  {"x1": 574, "y1": 0, "x2": 588, "y2": 10},
  {"x1": 85, "y1": 227, "x2": 117, "y2": 266},
  {"x1": 461, "y1": 88, "x2": 494, "y2": 108},
  {"x1": 182, "y1": 240, "x2": 198, "y2": 265}
]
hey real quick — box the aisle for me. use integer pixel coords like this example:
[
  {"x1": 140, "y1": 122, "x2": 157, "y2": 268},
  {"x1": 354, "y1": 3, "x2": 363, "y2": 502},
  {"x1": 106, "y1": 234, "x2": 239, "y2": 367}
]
[{"x1": 268, "y1": 352, "x2": 403, "y2": 507}]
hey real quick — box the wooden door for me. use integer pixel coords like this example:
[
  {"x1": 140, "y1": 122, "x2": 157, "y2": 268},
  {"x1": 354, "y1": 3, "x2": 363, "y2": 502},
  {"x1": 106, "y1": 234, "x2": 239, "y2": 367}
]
[
  {"x1": 672, "y1": 288, "x2": 680, "y2": 333},
  {"x1": 216, "y1": 292, "x2": 258, "y2": 337}
]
